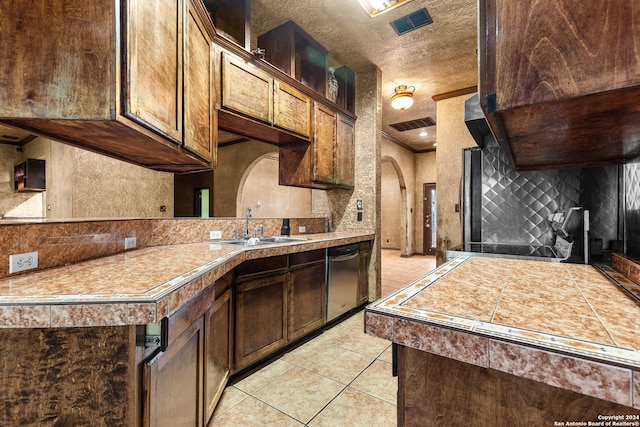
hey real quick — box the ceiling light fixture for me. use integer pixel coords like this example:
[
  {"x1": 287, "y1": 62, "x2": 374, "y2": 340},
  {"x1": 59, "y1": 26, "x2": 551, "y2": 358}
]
[
  {"x1": 419, "y1": 130, "x2": 428, "y2": 137},
  {"x1": 356, "y1": 0, "x2": 416, "y2": 17},
  {"x1": 391, "y1": 85, "x2": 415, "y2": 112}
]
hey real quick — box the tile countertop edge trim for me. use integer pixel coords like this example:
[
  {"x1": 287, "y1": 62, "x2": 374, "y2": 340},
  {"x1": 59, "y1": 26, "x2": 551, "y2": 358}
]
[
  {"x1": 364, "y1": 309, "x2": 638, "y2": 407},
  {"x1": 0, "y1": 233, "x2": 375, "y2": 328},
  {"x1": 365, "y1": 255, "x2": 640, "y2": 369}
]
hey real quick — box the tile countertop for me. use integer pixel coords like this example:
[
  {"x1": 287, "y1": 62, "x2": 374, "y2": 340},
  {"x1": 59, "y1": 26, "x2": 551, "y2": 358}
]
[
  {"x1": 365, "y1": 255, "x2": 640, "y2": 408},
  {"x1": 0, "y1": 232, "x2": 374, "y2": 329}
]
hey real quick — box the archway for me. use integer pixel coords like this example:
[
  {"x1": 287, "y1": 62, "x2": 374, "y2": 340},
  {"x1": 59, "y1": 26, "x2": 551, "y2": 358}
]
[
  {"x1": 381, "y1": 155, "x2": 410, "y2": 256},
  {"x1": 236, "y1": 152, "x2": 312, "y2": 218}
]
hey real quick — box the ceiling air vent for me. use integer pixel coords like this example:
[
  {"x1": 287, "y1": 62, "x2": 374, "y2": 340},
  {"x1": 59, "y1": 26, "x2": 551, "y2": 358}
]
[
  {"x1": 390, "y1": 8, "x2": 433, "y2": 35},
  {"x1": 389, "y1": 117, "x2": 436, "y2": 132}
]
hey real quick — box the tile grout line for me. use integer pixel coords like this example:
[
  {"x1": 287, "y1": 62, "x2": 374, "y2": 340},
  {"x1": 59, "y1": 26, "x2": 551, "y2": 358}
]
[{"x1": 304, "y1": 347, "x2": 393, "y2": 426}]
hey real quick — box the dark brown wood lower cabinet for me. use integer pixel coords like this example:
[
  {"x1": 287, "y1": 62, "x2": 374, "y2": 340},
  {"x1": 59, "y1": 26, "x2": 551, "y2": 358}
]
[
  {"x1": 204, "y1": 288, "x2": 233, "y2": 422},
  {"x1": 397, "y1": 345, "x2": 640, "y2": 426},
  {"x1": 0, "y1": 326, "x2": 137, "y2": 427},
  {"x1": 235, "y1": 273, "x2": 288, "y2": 371},
  {"x1": 288, "y1": 261, "x2": 326, "y2": 341},
  {"x1": 144, "y1": 277, "x2": 233, "y2": 427},
  {"x1": 144, "y1": 319, "x2": 204, "y2": 427}
]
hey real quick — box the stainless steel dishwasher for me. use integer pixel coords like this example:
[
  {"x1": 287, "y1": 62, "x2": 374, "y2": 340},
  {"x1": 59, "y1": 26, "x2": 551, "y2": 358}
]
[{"x1": 326, "y1": 243, "x2": 360, "y2": 322}]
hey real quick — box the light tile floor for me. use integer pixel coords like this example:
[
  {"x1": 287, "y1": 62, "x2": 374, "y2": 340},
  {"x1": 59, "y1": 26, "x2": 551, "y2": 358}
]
[{"x1": 210, "y1": 250, "x2": 436, "y2": 427}]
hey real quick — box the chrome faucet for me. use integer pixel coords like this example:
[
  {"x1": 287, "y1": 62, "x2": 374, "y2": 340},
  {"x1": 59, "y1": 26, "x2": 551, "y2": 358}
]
[{"x1": 245, "y1": 207, "x2": 252, "y2": 238}]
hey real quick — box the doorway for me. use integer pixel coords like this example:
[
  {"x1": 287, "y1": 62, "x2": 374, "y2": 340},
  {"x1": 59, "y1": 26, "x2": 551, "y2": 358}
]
[
  {"x1": 423, "y1": 183, "x2": 436, "y2": 255},
  {"x1": 195, "y1": 188, "x2": 210, "y2": 218}
]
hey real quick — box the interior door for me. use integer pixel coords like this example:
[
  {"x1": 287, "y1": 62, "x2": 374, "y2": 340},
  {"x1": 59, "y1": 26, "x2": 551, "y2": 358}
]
[{"x1": 423, "y1": 183, "x2": 436, "y2": 255}]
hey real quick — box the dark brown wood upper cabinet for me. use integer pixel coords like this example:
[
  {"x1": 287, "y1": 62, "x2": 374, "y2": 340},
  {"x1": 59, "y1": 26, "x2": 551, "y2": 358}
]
[
  {"x1": 184, "y1": 0, "x2": 218, "y2": 165},
  {"x1": 279, "y1": 104, "x2": 354, "y2": 190},
  {"x1": 274, "y1": 81, "x2": 312, "y2": 138},
  {"x1": 479, "y1": 0, "x2": 640, "y2": 171},
  {"x1": 0, "y1": 0, "x2": 216, "y2": 172},
  {"x1": 201, "y1": 0, "x2": 250, "y2": 49},
  {"x1": 220, "y1": 52, "x2": 274, "y2": 124},
  {"x1": 312, "y1": 103, "x2": 338, "y2": 185},
  {"x1": 125, "y1": 0, "x2": 183, "y2": 143},
  {"x1": 258, "y1": 20, "x2": 329, "y2": 96},
  {"x1": 336, "y1": 114, "x2": 355, "y2": 188}
]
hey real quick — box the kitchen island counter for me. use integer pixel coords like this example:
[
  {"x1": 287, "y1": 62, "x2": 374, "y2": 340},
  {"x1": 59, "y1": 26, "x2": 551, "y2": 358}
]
[
  {"x1": 365, "y1": 255, "x2": 640, "y2": 425},
  {"x1": 0, "y1": 231, "x2": 373, "y2": 328}
]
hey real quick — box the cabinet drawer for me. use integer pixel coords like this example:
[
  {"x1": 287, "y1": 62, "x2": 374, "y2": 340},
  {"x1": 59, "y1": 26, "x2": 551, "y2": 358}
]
[
  {"x1": 236, "y1": 255, "x2": 288, "y2": 279},
  {"x1": 166, "y1": 282, "x2": 216, "y2": 347},
  {"x1": 290, "y1": 249, "x2": 325, "y2": 268}
]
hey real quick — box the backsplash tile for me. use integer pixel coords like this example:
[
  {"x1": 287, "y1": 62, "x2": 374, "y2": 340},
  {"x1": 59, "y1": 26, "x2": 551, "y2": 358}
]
[
  {"x1": 0, "y1": 217, "x2": 329, "y2": 280},
  {"x1": 20, "y1": 222, "x2": 81, "y2": 270},
  {"x1": 0, "y1": 225, "x2": 21, "y2": 278}
]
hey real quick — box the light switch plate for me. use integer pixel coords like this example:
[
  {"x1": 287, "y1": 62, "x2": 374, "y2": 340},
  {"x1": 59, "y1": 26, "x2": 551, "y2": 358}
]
[
  {"x1": 210, "y1": 231, "x2": 222, "y2": 240},
  {"x1": 124, "y1": 236, "x2": 137, "y2": 250},
  {"x1": 298, "y1": 226, "x2": 306, "y2": 233}
]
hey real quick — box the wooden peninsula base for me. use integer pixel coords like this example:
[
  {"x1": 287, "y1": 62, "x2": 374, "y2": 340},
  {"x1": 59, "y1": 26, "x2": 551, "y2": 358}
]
[
  {"x1": 0, "y1": 326, "x2": 138, "y2": 426},
  {"x1": 397, "y1": 345, "x2": 640, "y2": 426}
]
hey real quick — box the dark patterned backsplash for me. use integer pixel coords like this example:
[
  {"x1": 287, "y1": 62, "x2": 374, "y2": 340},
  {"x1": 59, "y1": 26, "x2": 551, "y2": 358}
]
[
  {"x1": 625, "y1": 158, "x2": 640, "y2": 256},
  {"x1": 472, "y1": 137, "x2": 631, "y2": 253}
]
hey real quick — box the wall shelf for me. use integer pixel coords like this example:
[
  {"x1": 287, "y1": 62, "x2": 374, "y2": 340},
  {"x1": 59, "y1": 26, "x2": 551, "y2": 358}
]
[{"x1": 14, "y1": 158, "x2": 45, "y2": 192}]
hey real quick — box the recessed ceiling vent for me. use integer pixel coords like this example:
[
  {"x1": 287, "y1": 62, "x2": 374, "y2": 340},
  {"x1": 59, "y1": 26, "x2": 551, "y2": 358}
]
[
  {"x1": 390, "y1": 8, "x2": 433, "y2": 35},
  {"x1": 389, "y1": 117, "x2": 436, "y2": 131}
]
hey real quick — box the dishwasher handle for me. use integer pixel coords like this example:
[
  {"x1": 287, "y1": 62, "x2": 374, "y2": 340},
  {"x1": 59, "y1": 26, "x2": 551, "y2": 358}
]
[{"x1": 329, "y1": 252, "x2": 359, "y2": 262}]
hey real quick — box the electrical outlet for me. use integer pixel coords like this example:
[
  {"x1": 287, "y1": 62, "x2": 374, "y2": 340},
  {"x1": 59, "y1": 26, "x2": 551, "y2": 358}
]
[
  {"x1": 9, "y1": 251, "x2": 38, "y2": 274},
  {"x1": 124, "y1": 236, "x2": 137, "y2": 250},
  {"x1": 210, "y1": 230, "x2": 222, "y2": 240},
  {"x1": 298, "y1": 226, "x2": 306, "y2": 233}
]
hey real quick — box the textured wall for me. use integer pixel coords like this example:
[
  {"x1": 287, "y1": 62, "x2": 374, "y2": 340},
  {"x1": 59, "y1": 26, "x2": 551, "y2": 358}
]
[
  {"x1": 213, "y1": 140, "x2": 276, "y2": 217},
  {"x1": 0, "y1": 145, "x2": 41, "y2": 218},
  {"x1": 239, "y1": 155, "x2": 312, "y2": 218},
  {"x1": 381, "y1": 137, "x2": 416, "y2": 255},
  {"x1": 71, "y1": 148, "x2": 173, "y2": 218},
  {"x1": 435, "y1": 95, "x2": 477, "y2": 264},
  {"x1": 415, "y1": 151, "x2": 437, "y2": 253},
  {"x1": 2, "y1": 138, "x2": 173, "y2": 219},
  {"x1": 381, "y1": 161, "x2": 402, "y2": 249},
  {"x1": 312, "y1": 65, "x2": 382, "y2": 299}
]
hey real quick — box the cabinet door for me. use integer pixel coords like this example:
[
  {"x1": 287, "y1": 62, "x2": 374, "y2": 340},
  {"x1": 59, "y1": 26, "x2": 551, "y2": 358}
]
[
  {"x1": 274, "y1": 80, "x2": 312, "y2": 138},
  {"x1": 184, "y1": 0, "x2": 216, "y2": 163},
  {"x1": 125, "y1": 0, "x2": 183, "y2": 143},
  {"x1": 221, "y1": 53, "x2": 273, "y2": 123},
  {"x1": 335, "y1": 114, "x2": 355, "y2": 188},
  {"x1": 312, "y1": 103, "x2": 337, "y2": 184},
  {"x1": 203, "y1": 288, "x2": 232, "y2": 423},
  {"x1": 235, "y1": 273, "x2": 288, "y2": 370},
  {"x1": 143, "y1": 318, "x2": 204, "y2": 427},
  {"x1": 486, "y1": 1, "x2": 640, "y2": 112},
  {"x1": 288, "y1": 262, "x2": 326, "y2": 341}
]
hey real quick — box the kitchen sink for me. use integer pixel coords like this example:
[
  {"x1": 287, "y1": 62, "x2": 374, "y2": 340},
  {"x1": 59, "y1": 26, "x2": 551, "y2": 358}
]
[{"x1": 210, "y1": 236, "x2": 308, "y2": 246}]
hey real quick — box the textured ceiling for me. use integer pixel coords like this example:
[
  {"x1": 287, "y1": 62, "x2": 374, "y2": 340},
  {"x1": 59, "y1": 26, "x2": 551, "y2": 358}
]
[{"x1": 250, "y1": 0, "x2": 478, "y2": 152}]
